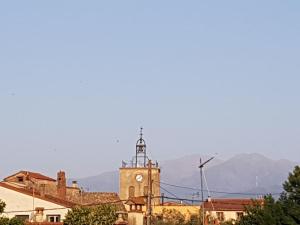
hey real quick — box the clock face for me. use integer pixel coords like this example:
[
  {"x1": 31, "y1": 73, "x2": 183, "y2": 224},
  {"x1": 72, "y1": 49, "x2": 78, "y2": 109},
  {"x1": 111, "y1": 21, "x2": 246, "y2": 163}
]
[{"x1": 135, "y1": 174, "x2": 143, "y2": 182}]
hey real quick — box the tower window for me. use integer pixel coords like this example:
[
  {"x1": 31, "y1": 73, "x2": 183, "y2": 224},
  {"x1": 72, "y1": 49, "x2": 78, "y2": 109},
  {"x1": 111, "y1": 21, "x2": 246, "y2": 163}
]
[
  {"x1": 129, "y1": 186, "x2": 135, "y2": 197},
  {"x1": 144, "y1": 186, "x2": 148, "y2": 196}
]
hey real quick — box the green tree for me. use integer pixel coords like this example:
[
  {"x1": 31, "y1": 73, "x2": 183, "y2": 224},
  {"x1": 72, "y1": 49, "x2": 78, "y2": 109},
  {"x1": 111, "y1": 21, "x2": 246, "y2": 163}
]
[
  {"x1": 238, "y1": 196, "x2": 285, "y2": 225},
  {"x1": 237, "y1": 166, "x2": 300, "y2": 225},
  {"x1": 7, "y1": 217, "x2": 24, "y2": 225},
  {"x1": 0, "y1": 200, "x2": 5, "y2": 214},
  {"x1": 64, "y1": 206, "x2": 91, "y2": 225},
  {"x1": 0, "y1": 217, "x2": 24, "y2": 225},
  {"x1": 279, "y1": 165, "x2": 300, "y2": 224},
  {"x1": 87, "y1": 204, "x2": 118, "y2": 225},
  {"x1": 0, "y1": 217, "x2": 10, "y2": 225},
  {"x1": 186, "y1": 214, "x2": 201, "y2": 225},
  {"x1": 64, "y1": 204, "x2": 117, "y2": 225},
  {"x1": 0, "y1": 200, "x2": 24, "y2": 225},
  {"x1": 152, "y1": 208, "x2": 201, "y2": 225},
  {"x1": 152, "y1": 208, "x2": 185, "y2": 225}
]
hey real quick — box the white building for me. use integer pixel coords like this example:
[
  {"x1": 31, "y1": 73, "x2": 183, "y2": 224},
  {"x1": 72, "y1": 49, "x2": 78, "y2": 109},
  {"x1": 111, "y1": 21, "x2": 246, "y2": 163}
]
[{"x1": 0, "y1": 182, "x2": 74, "y2": 222}]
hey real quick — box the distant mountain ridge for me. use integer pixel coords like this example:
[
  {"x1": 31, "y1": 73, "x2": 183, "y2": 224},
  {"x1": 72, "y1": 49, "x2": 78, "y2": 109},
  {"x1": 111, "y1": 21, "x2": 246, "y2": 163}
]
[{"x1": 69, "y1": 153, "x2": 298, "y2": 199}]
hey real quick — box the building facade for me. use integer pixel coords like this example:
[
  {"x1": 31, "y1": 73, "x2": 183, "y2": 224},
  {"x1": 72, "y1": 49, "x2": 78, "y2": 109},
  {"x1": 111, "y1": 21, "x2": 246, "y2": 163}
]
[
  {"x1": 0, "y1": 182, "x2": 73, "y2": 222},
  {"x1": 203, "y1": 198, "x2": 263, "y2": 224}
]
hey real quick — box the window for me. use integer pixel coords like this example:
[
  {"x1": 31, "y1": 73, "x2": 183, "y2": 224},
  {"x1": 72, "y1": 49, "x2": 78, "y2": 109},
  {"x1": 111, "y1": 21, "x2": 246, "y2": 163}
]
[
  {"x1": 129, "y1": 186, "x2": 135, "y2": 197},
  {"x1": 47, "y1": 215, "x2": 61, "y2": 222},
  {"x1": 216, "y1": 212, "x2": 225, "y2": 221},
  {"x1": 17, "y1": 176, "x2": 24, "y2": 182},
  {"x1": 143, "y1": 186, "x2": 148, "y2": 196},
  {"x1": 15, "y1": 215, "x2": 29, "y2": 221},
  {"x1": 236, "y1": 212, "x2": 243, "y2": 220}
]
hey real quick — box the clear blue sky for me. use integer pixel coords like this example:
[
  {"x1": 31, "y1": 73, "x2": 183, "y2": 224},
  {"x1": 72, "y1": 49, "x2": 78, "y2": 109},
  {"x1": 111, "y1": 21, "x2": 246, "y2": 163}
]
[{"x1": 0, "y1": 1, "x2": 299, "y2": 178}]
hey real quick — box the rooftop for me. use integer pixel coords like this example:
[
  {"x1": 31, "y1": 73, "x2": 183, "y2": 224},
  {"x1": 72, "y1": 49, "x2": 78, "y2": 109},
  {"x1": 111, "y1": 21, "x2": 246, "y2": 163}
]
[
  {"x1": 203, "y1": 198, "x2": 263, "y2": 211},
  {"x1": 4, "y1": 171, "x2": 56, "y2": 182}
]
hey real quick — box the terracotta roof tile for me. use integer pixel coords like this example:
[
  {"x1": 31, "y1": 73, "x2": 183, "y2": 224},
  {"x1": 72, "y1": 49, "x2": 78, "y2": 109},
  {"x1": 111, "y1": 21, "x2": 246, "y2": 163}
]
[
  {"x1": 67, "y1": 192, "x2": 125, "y2": 210},
  {"x1": 203, "y1": 198, "x2": 263, "y2": 211},
  {"x1": 4, "y1": 171, "x2": 56, "y2": 182},
  {"x1": 125, "y1": 196, "x2": 146, "y2": 205}
]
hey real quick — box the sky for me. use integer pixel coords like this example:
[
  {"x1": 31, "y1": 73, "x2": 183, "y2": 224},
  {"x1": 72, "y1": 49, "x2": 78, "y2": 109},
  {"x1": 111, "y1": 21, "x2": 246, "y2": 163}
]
[{"x1": 0, "y1": 1, "x2": 300, "y2": 179}]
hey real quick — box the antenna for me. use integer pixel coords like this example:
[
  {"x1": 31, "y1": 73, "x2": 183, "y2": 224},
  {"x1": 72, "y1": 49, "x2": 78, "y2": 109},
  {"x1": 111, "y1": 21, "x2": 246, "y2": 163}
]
[{"x1": 199, "y1": 156, "x2": 215, "y2": 225}]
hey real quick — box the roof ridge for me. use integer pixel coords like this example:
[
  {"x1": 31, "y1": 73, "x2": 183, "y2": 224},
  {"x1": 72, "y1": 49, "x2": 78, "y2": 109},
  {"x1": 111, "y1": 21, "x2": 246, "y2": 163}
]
[{"x1": 4, "y1": 170, "x2": 56, "y2": 182}]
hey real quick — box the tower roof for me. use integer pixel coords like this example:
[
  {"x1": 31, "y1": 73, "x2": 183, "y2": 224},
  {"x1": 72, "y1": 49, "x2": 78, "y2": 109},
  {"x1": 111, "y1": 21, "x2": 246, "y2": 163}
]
[{"x1": 136, "y1": 127, "x2": 146, "y2": 153}]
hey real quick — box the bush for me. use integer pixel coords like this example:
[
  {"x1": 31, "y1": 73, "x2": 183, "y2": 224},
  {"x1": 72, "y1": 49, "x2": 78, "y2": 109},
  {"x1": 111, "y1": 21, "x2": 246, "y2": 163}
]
[{"x1": 64, "y1": 204, "x2": 117, "y2": 225}]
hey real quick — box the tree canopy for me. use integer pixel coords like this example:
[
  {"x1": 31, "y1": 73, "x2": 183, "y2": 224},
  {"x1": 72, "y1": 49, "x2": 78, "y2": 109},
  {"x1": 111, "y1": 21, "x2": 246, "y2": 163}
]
[
  {"x1": 63, "y1": 204, "x2": 118, "y2": 225},
  {"x1": 237, "y1": 166, "x2": 300, "y2": 225},
  {"x1": 152, "y1": 208, "x2": 201, "y2": 225},
  {"x1": 0, "y1": 200, "x2": 5, "y2": 214}
]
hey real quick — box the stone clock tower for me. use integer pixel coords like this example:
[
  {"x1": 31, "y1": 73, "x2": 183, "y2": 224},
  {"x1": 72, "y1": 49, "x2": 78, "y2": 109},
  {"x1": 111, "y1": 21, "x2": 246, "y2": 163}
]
[{"x1": 119, "y1": 128, "x2": 161, "y2": 206}]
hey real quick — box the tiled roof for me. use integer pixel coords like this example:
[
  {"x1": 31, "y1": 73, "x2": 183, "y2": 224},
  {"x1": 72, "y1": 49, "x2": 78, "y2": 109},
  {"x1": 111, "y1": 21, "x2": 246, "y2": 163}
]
[
  {"x1": 203, "y1": 198, "x2": 263, "y2": 211},
  {"x1": 0, "y1": 182, "x2": 75, "y2": 208},
  {"x1": 67, "y1": 192, "x2": 125, "y2": 210},
  {"x1": 4, "y1": 171, "x2": 56, "y2": 182},
  {"x1": 125, "y1": 196, "x2": 146, "y2": 205},
  {"x1": 161, "y1": 201, "x2": 184, "y2": 206}
]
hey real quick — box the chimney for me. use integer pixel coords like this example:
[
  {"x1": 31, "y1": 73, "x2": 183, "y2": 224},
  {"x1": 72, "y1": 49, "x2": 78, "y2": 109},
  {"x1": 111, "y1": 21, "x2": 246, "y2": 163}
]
[
  {"x1": 207, "y1": 196, "x2": 212, "y2": 202},
  {"x1": 34, "y1": 207, "x2": 44, "y2": 222},
  {"x1": 72, "y1": 180, "x2": 78, "y2": 188},
  {"x1": 57, "y1": 171, "x2": 66, "y2": 199}
]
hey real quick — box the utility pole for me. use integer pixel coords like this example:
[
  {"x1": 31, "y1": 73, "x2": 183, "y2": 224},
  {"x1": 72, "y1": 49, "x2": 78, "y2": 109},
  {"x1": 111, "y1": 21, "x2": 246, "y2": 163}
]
[
  {"x1": 146, "y1": 159, "x2": 152, "y2": 225},
  {"x1": 26, "y1": 173, "x2": 35, "y2": 222},
  {"x1": 199, "y1": 156, "x2": 214, "y2": 225}
]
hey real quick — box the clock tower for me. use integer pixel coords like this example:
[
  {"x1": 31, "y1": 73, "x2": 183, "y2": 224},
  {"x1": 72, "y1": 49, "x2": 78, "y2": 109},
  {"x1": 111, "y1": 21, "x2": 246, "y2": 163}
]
[{"x1": 119, "y1": 128, "x2": 161, "y2": 207}]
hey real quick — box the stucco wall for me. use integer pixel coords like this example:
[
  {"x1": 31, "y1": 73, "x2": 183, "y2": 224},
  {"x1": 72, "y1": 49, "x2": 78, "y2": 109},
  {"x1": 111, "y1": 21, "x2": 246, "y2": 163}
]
[
  {"x1": 119, "y1": 167, "x2": 160, "y2": 206},
  {"x1": 0, "y1": 186, "x2": 69, "y2": 222},
  {"x1": 127, "y1": 212, "x2": 144, "y2": 225},
  {"x1": 206, "y1": 210, "x2": 244, "y2": 222}
]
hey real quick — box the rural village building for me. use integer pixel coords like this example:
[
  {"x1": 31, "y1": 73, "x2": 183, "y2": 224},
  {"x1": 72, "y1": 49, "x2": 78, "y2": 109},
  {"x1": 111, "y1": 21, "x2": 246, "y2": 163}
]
[
  {"x1": 203, "y1": 198, "x2": 263, "y2": 224},
  {"x1": 0, "y1": 130, "x2": 262, "y2": 225},
  {"x1": 0, "y1": 170, "x2": 123, "y2": 223},
  {"x1": 0, "y1": 182, "x2": 74, "y2": 222}
]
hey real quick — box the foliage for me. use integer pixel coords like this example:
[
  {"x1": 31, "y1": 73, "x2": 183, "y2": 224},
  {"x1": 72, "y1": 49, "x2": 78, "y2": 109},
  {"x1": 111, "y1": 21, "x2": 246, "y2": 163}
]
[
  {"x1": 64, "y1": 204, "x2": 117, "y2": 225},
  {"x1": 152, "y1": 208, "x2": 201, "y2": 225},
  {"x1": 0, "y1": 200, "x2": 24, "y2": 225},
  {"x1": 0, "y1": 217, "x2": 24, "y2": 225},
  {"x1": 0, "y1": 200, "x2": 5, "y2": 214},
  {"x1": 187, "y1": 214, "x2": 201, "y2": 225},
  {"x1": 0, "y1": 217, "x2": 10, "y2": 225},
  {"x1": 237, "y1": 166, "x2": 300, "y2": 225},
  {"x1": 220, "y1": 219, "x2": 236, "y2": 225},
  {"x1": 6, "y1": 217, "x2": 24, "y2": 225}
]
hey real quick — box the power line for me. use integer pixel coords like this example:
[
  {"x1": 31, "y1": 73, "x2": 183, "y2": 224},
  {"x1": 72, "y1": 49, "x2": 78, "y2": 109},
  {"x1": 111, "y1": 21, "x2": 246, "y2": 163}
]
[
  {"x1": 158, "y1": 181, "x2": 282, "y2": 196},
  {"x1": 3, "y1": 195, "x2": 265, "y2": 214}
]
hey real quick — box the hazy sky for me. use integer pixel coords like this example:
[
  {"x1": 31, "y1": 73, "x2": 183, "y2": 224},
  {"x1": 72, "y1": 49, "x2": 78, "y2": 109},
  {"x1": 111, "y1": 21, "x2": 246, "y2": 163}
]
[{"x1": 0, "y1": 1, "x2": 299, "y2": 178}]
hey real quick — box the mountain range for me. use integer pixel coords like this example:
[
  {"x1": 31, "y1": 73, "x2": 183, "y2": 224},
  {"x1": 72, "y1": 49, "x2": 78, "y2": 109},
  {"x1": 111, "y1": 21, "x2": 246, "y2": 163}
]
[{"x1": 69, "y1": 153, "x2": 298, "y2": 200}]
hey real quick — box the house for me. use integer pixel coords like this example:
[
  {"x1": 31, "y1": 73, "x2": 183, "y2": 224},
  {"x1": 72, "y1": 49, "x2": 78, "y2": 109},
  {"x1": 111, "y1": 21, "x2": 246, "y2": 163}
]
[
  {"x1": 3, "y1": 170, "x2": 81, "y2": 200},
  {"x1": 0, "y1": 182, "x2": 75, "y2": 222},
  {"x1": 203, "y1": 198, "x2": 263, "y2": 224},
  {"x1": 0, "y1": 170, "x2": 125, "y2": 223},
  {"x1": 125, "y1": 196, "x2": 146, "y2": 225}
]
